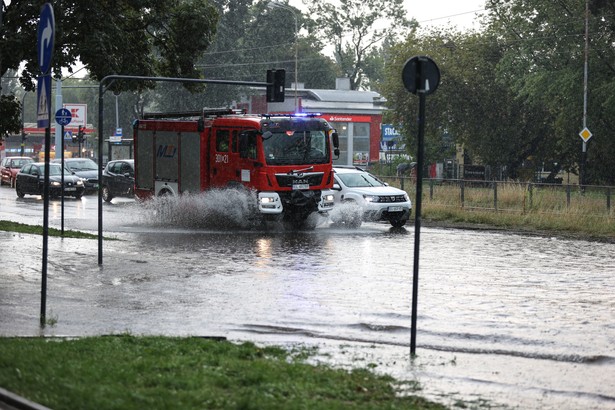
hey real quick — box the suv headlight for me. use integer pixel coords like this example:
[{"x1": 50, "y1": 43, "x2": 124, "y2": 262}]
[
  {"x1": 363, "y1": 195, "x2": 379, "y2": 202},
  {"x1": 76, "y1": 180, "x2": 84, "y2": 186}
]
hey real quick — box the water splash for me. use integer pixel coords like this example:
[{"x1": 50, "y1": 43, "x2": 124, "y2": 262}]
[
  {"x1": 329, "y1": 202, "x2": 363, "y2": 228},
  {"x1": 138, "y1": 188, "x2": 330, "y2": 231},
  {"x1": 140, "y1": 188, "x2": 262, "y2": 230}
]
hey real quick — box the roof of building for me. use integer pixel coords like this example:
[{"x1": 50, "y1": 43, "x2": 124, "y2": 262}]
[{"x1": 295, "y1": 87, "x2": 386, "y2": 115}]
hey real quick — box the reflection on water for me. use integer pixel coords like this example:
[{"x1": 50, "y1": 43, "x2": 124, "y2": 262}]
[{"x1": 1, "y1": 194, "x2": 614, "y2": 409}]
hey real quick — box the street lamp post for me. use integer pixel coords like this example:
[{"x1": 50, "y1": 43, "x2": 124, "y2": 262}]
[{"x1": 267, "y1": 1, "x2": 298, "y2": 111}]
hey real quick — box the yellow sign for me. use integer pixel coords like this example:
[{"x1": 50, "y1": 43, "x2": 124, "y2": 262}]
[{"x1": 579, "y1": 127, "x2": 592, "y2": 142}]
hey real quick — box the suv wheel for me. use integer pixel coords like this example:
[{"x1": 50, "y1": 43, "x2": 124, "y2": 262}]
[
  {"x1": 16, "y1": 184, "x2": 25, "y2": 198},
  {"x1": 390, "y1": 218, "x2": 407, "y2": 228}
]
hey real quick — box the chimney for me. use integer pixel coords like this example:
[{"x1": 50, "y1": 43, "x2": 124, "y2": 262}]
[{"x1": 335, "y1": 77, "x2": 351, "y2": 90}]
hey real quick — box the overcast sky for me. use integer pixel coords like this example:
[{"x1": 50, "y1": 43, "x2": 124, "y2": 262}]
[
  {"x1": 287, "y1": 0, "x2": 486, "y2": 31},
  {"x1": 406, "y1": 0, "x2": 486, "y2": 30}
]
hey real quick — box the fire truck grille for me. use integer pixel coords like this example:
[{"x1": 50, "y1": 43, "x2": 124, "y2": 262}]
[{"x1": 275, "y1": 172, "x2": 324, "y2": 188}]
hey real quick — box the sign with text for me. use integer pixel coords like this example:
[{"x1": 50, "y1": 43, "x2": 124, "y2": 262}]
[
  {"x1": 63, "y1": 103, "x2": 87, "y2": 128},
  {"x1": 381, "y1": 124, "x2": 401, "y2": 142}
]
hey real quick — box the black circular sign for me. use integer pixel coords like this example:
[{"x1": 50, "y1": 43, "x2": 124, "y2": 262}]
[{"x1": 402, "y1": 56, "x2": 440, "y2": 95}]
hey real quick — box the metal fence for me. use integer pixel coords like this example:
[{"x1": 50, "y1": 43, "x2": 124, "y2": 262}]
[{"x1": 378, "y1": 177, "x2": 614, "y2": 217}]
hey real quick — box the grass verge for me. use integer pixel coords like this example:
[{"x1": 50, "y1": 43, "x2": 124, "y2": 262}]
[
  {"x1": 422, "y1": 204, "x2": 615, "y2": 243},
  {"x1": 0, "y1": 220, "x2": 103, "y2": 240},
  {"x1": 0, "y1": 335, "x2": 445, "y2": 410}
]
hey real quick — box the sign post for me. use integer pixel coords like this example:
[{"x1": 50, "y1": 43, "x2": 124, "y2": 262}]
[
  {"x1": 37, "y1": 2, "x2": 55, "y2": 328},
  {"x1": 55, "y1": 108, "x2": 72, "y2": 235},
  {"x1": 402, "y1": 56, "x2": 440, "y2": 356}
]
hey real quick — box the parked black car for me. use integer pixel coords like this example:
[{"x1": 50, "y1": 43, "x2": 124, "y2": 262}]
[
  {"x1": 15, "y1": 162, "x2": 85, "y2": 199},
  {"x1": 101, "y1": 159, "x2": 135, "y2": 202},
  {"x1": 52, "y1": 158, "x2": 100, "y2": 193}
]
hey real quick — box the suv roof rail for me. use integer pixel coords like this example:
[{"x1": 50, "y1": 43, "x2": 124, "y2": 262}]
[{"x1": 333, "y1": 165, "x2": 365, "y2": 171}]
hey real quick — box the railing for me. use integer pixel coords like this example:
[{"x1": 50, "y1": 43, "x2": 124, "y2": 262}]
[{"x1": 377, "y1": 177, "x2": 614, "y2": 217}]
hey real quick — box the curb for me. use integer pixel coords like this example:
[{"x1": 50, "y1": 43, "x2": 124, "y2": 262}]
[{"x1": 0, "y1": 387, "x2": 51, "y2": 410}]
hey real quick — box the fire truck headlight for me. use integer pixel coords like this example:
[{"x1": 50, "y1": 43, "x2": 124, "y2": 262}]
[{"x1": 258, "y1": 192, "x2": 283, "y2": 214}]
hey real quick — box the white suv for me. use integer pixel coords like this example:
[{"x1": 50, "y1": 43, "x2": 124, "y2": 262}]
[{"x1": 331, "y1": 166, "x2": 412, "y2": 228}]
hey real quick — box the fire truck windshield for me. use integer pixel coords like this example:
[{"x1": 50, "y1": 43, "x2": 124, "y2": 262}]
[{"x1": 263, "y1": 130, "x2": 329, "y2": 166}]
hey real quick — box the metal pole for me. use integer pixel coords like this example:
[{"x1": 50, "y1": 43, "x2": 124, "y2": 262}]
[
  {"x1": 61, "y1": 124, "x2": 65, "y2": 235},
  {"x1": 581, "y1": 0, "x2": 589, "y2": 186},
  {"x1": 98, "y1": 84, "x2": 104, "y2": 265},
  {"x1": 41, "y1": 114, "x2": 51, "y2": 328},
  {"x1": 292, "y1": 12, "x2": 298, "y2": 111},
  {"x1": 410, "y1": 90, "x2": 426, "y2": 356},
  {"x1": 21, "y1": 92, "x2": 29, "y2": 156},
  {"x1": 267, "y1": 1, "x2": 298, "y2": 111},
  {"x1": 54, "y1": 79, "x2": 62, "y2": 155}
]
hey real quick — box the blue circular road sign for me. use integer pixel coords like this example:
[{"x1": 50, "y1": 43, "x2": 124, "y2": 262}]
[
  {"x1": 37, "y1": 3, "x2": 55, "y2": 74},
  {"x1": 55, "y1": 108, "x2": 72, "y2": 126}
]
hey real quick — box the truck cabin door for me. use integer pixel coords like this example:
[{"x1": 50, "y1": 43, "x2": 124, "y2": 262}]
[
  {"x1": 210, "y1": 129, "x2": 233, "y2": 188},
  {"x1": 238, "y1": 129, "x2": 259, "y2": 187}
]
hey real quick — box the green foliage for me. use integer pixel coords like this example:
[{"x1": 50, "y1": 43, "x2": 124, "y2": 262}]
[
  {"x1": 484, "y1": 0, "x2": 615, "y2": 184},
  {"x1": 307, "y1": 0, "x2": 416, "y2": 90},
  {"x1": 0, "y1": 0, "x2": 219, "y2": 141},
  {"x1": 382, "y1": 0, "x2": 615, "y2": 184},
  {"x1": 2, "y1": 0, "x2": 219, "y2": 92},
  {"x1": 0, "y1": 219, "x2": 112, "y2": 240},
  {"x1": 0, "y1": 94, "x2": 22, "y2": 142},
  {"x1": 0, "y1": 336, "x2": 447, "y2": 409}
]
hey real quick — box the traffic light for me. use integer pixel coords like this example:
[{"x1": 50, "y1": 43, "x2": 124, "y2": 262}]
[
  {"x1": 77, "y1": 126, "x2": 85, "y2": 143},
  {"x1": 266, "y1": 69, "x2": 285, "y2": 102}
]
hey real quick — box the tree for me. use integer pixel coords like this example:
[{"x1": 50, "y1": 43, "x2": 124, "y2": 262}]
[
  {"x1": 381, "y1": 28, "x2": 556, "y2": 179},
  {"x1": 0, "y1": 0, "x2": 219, "y2": 143},
  {"x1": 0, "y1": 94, "x2": 21, "y2": 138},
  {"x1": 485, "y1": 0, "x2": 615, "y2": 184},
  {"x1": 195, "y1": 0, "x2": 339, "y2": 108},
  {"x1": 306, "y1": 0, "x2": 415, "y2": 90}
]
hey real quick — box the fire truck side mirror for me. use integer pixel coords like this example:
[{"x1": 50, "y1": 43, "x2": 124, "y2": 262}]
[
  {"x1": 331, "y1": 132, "x2": 340, "y2": 159},
  {"x1": 266, "y1": 69, "x2": 285, "y2": 103},
  {"x1": 331, "y1": 131, "x2": 339, "y2": 148}
]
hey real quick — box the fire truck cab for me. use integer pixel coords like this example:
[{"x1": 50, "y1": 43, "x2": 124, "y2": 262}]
[{"x1": 133, "y1": 109, "x2": 340, "y2": 228}]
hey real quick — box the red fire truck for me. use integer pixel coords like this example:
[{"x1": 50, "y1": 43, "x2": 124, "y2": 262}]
[{"x1": 133, "y1": 109, "x2": 340, "y2": 228}]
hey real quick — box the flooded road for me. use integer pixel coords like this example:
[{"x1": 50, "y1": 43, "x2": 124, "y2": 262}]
[{"x1": 1, "y1": 187, "x2": 614, "y2": 409}]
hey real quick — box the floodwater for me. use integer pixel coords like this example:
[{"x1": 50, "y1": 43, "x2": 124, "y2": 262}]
[{"x1": 0, "y1": 189, "x2": 614, "y2": 409}]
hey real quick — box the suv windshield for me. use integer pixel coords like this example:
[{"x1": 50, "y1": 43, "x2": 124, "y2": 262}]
[{"x1": 337, "y1": 172, "x2": 386, "y2": 188}]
